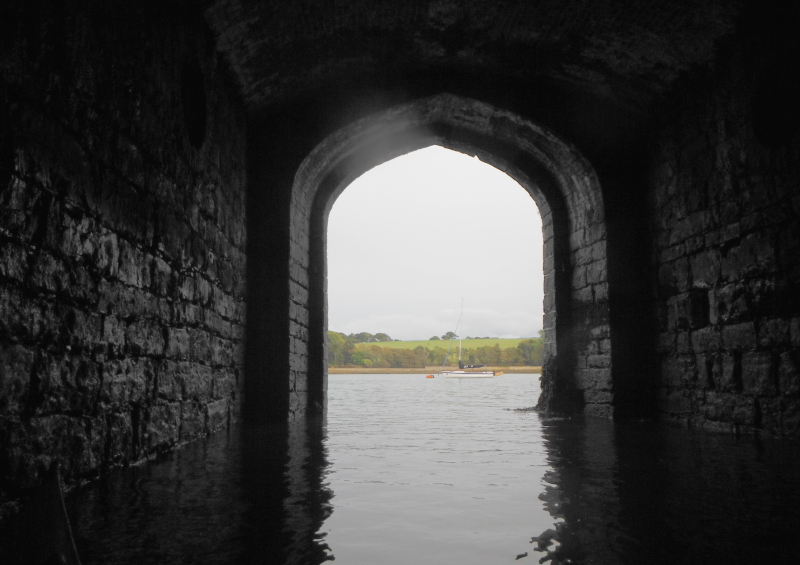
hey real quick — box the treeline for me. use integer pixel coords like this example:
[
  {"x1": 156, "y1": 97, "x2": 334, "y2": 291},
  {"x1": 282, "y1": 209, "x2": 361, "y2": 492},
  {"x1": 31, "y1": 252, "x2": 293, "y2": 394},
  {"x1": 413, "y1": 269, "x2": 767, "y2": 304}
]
[{"x1": 328, "y1": 331, "x2": 544, "y2": 368}]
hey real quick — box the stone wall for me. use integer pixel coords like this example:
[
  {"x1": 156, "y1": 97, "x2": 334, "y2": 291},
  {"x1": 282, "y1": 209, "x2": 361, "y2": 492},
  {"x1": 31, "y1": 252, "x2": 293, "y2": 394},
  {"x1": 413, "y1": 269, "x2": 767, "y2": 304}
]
[
  {"x1": 0, "y1": 0, "x2": 247, "y2": 496},
  {"x1": 650, "y1": 12, "x2": 800, "y2": 436}
]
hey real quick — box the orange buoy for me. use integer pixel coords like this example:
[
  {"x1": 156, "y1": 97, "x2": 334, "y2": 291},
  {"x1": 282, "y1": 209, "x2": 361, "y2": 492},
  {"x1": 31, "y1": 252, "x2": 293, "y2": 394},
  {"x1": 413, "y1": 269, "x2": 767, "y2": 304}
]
[{"x1": 426, "y1": 374, "x2": 434, "y2": 378}]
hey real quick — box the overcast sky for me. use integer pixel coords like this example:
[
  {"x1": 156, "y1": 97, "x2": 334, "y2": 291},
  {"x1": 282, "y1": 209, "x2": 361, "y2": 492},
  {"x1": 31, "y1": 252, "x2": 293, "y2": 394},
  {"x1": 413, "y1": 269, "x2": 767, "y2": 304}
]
[{"x1": 327, "y1": 146, "x2": 543, "y2": 340}]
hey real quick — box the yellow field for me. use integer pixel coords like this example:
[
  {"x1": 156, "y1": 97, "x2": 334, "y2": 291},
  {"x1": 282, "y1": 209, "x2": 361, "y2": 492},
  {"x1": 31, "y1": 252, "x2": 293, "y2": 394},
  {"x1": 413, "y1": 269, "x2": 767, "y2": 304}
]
[
  {"x1": 328, "y1": 366, "x2": 542, "y2": 374},
  {"x1": 353, "y1": 337, "x2": 534, "y2": 351}
]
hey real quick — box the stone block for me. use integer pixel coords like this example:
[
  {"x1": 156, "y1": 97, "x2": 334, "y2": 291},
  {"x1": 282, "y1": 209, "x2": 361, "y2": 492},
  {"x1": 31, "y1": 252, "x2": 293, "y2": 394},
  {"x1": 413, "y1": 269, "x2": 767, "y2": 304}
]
[
  {"x1": 214, "y1": 369, "x2": 239, "y2": 401},
  {"x1": 211, "y1": 336, "x2": 234, "y2": 367},
  {"x1": 145, "y1": 403, "x2": 180, "y2": 451},
  {"x1": 701, "y1": 392, "x2": 742, "y2": 424},
  {"x1": 657, "y1": 388, "x2": 692, "y2": 415},
  {"x1": 720, "y1": 353, "x2": 741, "y2": 392},
  {"x1": 98, "y1": 280, "x2": 169, "y2": 320},
  {"x1": 166, "y1": 328, "x2": 190, "y2": 359},
  {"x1": 189, "y1": 328, "x2": 212, "y2": 362},
  {"x1": 39, "y1": 355, "x2": 102, "y2": 413},
  {"x1": 689, "y1": 249, "x2": 721, "y2": 288},
  {"x1": 177, "y1": 275, "x2": 197, "y2": 301},
  {"x1": 668, "y1": 292, "x2": 694, "y2": 331},
  {"x1": 698, "y1": 353, "x2": 722, "y2": 390},
  {"x1": 184, "y1": 362, "x2": 214, "y2": 401},
  {"x1": 289, "y1": 351, "x2": 307, "y2": 373},
  {"x1": 587, "y1": 354, "x2": 611, "y2": 369},
  {"x1": 0, "y1": 344, "x2": 34, "y2": 416},
  {"x1": 779, "y1": 352, "x2": 799, "y2": 397},
  {"x1": 101, "y1": 358, "x2": 154, "y2": 406},
  {"x1": 59, "y1": 214, "x2": 98, "y2": 260},
  {"x1": 658, "y1": 332, "x2": 676, "y2": 353},
  {"x1": 105, "y1": 412, "x2": 134, "y2": 465},
  {"x1": 577, "y1": 367, "x2": 612, "y2": 390},
  {"x1": 101, "y1": 187, "x2": 156, "y2": 247},
  {"x1": 157, "y1": 209, "x2": 193, "y2": 263},
  {"x1": 721, "y1": 233, "x2": 776, "y2": 281},
  {"x1": 782, "y1": 399, "x2": 800, "y2": 435},
  {"x1": 571, "y1": 265, "x2": 587, "y2": 289},
  {"x1": 29, "y1": 252, "x2": 68, "y2": 294},
  {"x1": 95, "y1": 231, "x2": 120, "y2": 276},
  {"x1": 0, "y1": 242, "x2": 28, "y2": 281},
  {"x1": 288, "y1": 390, "x2": 308, "y2": 417},
  {"x1": 583, "y1": 390, "x2": 613, "y2": 405},
  {"x1": 758, "y1": 318, "x2": 790, "y2": 348},
  {"x1": 289, "y1": 320, "x2": 309, "y2": 342},
  {"x1": 290, "y1": 336, "x2": 308, "y2": 357},
  {"x1": 206, "y1": 399, "x2": 228, "y2": 433},
  {"x1": 712, "y1": 283, "x2": 749, "y2": 325},
  {"x1": 590, "y1": 324, "x2": 610, "y2": 339},
  {"x1": 289, "y1": 260, "x2": 309, "y2": 290},
  {"x1": 676, "y1": 331, "x2": 692, "y2": 354},
  {"x1": 0, "y1": 177, "x2": 41, "y2": 242},
  {"x1": 126, "y1": 319, "x2": 165, "y2": 356},
  {"x1": 722, "y1": 322, "x2": 756, "y2": 351},
  {"x1": 152, "y1": 256, "x2": 172, "y2": 296},
  {"x1": 196, "y1": 277, "x2": 212, "y2": 306},
  {"x1": 174, "y1": 301, "x2": 202, "y2": 326},
  {"x1": 586, "y1": 261, "x2": 607, "y2": 285},
  {"x1": 575, "y1": 245, "x2": 593, "y2": 266},
  {"x1": 741, "y1": 352, "x2": 776, "y2": 396},
  {"x1": 180, "y1": 400, "x2": 206, "y2": 439},
  {"x1": 117, "y1": 240, "x2": 151, "y2": 289},
  {"x1": 691, "y1": 327, "x2": 722, "y2": 353},
  {"x1": 588, "y1": 284, "x2": 606, "y2": 304},
  {"x1": 790, "y1": 318, "x2": 800, "y2": 347},
  {"x1": 758, "y1": 397, "x2": 783, "y2": 432},
  {"x1": 732, "y1": 397, "x2": 757, "y2": 426},
  {"x1": 661, "y1": 354, "x2": 697, "y2": 388},
  {"x1": 102, "y1": 315, "x2": 125, "y2": 353},
  {"x1": 288, "y1": 301, "x2": 309, "y2": 326},
  {"x1": 205, "y1": 311, "x2": 231, "y2": 337},
  {"x1": 63, "y1": 309, "x2": 102, "y2": 352},
  {"x1": 213, "y1": 290, "x2": 237, "y2": 320},
  {"x1": 572, "y1": 286, "x2": 593, "y2": 304}
]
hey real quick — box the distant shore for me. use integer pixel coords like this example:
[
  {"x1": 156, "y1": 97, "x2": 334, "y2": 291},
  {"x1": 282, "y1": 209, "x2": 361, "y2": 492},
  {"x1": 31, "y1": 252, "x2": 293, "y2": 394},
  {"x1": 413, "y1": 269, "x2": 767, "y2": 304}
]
[{"x1": 328, "y1": 366, "x2": 542, "y2": 374}]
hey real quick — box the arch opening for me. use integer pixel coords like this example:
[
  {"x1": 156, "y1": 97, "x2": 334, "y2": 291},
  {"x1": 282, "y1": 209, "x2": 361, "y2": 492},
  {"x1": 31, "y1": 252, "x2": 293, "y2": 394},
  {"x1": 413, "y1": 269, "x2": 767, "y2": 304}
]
[
  {"x1": 247, "y1": 94, "x2": 613, "y2": 422},
  {"x1": 325, "y1": 145, "x2": 545, "y2": 367}
]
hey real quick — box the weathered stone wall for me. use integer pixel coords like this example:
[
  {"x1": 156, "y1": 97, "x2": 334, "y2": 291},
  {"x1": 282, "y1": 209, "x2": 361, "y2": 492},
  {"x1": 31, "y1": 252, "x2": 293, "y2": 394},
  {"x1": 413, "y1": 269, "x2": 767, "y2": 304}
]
[
  {"x1": 650, "y1": 11, "x2": 800, "y2": 435},
  {"x1": 0, "y1": 0, "x2": 247, "y2": 496}
]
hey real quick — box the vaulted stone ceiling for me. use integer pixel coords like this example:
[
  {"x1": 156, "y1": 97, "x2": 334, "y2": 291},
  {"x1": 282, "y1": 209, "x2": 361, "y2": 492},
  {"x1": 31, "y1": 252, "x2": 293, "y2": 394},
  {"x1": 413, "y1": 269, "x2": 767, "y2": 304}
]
[{"x1": 202, "y1": 0, "x2": 743, "y2": 114}]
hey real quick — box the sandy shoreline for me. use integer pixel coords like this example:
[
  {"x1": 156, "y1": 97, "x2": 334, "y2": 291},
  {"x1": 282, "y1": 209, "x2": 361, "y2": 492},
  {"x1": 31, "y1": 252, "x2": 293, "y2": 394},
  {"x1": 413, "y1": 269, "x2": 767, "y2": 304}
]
[{"x1": 328, "y1": 366, "x2": 541, "y2": 374}]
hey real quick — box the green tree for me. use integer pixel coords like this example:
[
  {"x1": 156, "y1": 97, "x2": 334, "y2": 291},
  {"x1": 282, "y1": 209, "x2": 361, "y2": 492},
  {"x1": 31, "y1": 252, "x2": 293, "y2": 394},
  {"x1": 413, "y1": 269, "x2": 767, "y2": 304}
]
[
  {"x1": 441, "y1": 331, "x2": 458, "y2": 340},
  {"x1": 349, "y1": 332, "x2": 377, "y2": 343},
  {"x1": 328, "y1": 331, "x2": 355, "y2": 366}
]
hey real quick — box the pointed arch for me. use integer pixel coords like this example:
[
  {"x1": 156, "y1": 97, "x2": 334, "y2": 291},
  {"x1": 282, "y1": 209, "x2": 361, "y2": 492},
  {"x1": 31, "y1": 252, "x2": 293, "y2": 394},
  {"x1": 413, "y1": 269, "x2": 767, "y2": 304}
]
[{"x1": 276, "y1": 94, "x2": 612, "y2": 418}]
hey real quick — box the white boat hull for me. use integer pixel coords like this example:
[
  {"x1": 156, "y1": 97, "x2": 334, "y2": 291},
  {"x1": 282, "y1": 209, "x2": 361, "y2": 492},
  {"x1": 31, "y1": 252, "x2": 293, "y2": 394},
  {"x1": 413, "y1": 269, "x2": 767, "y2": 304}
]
[{"x1": 439, "y1": 370, "x2": 497, "y2": 378}]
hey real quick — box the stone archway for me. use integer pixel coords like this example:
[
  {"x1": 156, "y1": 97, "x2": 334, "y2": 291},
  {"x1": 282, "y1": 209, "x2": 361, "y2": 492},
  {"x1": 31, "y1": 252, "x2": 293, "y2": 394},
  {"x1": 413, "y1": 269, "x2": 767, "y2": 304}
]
[{"x1": 283, "y1": 94, "x2": 613, "y2": 419}]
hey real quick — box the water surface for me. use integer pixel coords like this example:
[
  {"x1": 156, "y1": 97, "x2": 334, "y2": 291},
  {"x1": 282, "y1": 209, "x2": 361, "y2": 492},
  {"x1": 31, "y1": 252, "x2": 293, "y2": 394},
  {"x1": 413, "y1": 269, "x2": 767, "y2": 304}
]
[{"x1": 62, "y1": 373, "x2": 800, "y2": 564}]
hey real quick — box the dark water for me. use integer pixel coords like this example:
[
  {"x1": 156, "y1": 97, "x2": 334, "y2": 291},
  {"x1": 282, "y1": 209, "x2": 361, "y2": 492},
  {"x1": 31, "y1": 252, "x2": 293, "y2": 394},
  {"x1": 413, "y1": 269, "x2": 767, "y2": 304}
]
[{"x1": 63, "y1": 374, "x2": 800, "y2": 564}]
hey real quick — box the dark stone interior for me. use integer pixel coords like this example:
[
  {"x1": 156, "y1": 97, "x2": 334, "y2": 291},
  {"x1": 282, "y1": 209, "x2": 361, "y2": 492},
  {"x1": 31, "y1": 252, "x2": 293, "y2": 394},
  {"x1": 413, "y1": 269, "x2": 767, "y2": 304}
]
[{"x1": 1, "y1": 0, "x2": 799, "y2": 517}]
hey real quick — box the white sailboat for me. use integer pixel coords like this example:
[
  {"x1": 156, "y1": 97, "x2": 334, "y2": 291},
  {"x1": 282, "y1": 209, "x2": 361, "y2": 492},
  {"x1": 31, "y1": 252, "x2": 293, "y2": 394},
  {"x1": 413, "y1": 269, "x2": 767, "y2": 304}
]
[{"x1": 438, "y1": 300, "x2": 500, "y2": 378}]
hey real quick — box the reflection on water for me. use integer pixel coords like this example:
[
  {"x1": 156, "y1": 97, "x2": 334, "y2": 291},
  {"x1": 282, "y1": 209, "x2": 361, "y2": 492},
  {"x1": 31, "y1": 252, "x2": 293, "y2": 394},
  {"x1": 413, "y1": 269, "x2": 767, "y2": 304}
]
[
  {"x1": 538, "y1": 416, "x2": 800, "y2": 564},
  {"x1": 62, "y1": 374, "x2": 800, "y2": 564}
]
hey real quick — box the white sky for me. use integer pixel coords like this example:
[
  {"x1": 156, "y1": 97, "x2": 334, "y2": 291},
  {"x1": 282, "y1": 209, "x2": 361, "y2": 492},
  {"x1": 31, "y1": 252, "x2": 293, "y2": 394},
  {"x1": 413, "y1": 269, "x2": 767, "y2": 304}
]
[{"x1": 327, "y1": 146, "x2": 543, "y2": 340}]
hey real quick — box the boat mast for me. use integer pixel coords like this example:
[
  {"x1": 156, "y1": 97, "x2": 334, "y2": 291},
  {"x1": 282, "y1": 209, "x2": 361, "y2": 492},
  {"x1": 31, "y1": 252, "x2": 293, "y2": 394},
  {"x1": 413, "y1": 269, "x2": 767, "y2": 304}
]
[
  {"x1": 441, "y1": 299, "x2": 464, "y2": 371},
  {"x1": 458, "y1": 298, "x2": 463, "y2": 362}
]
